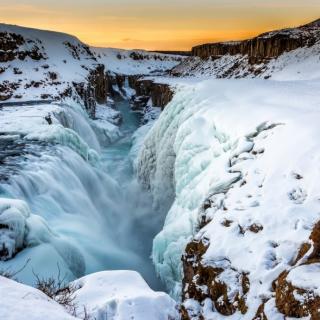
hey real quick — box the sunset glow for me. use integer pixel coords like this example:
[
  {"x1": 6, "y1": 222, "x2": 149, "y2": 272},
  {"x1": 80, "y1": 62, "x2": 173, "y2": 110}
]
[{"x1": 1, "y1": 0, "x2": 320, "y2": 50}]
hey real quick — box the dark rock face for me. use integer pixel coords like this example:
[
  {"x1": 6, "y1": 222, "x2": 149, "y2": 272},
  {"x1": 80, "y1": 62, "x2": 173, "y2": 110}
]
[
  {"x1": 131, "y1": 79, "x2": 174, "y2": 111},
  {"x1": 89, "y1": 65, "x2": 109, "y2": 104},
  {"x1": 0, "y1": 81, "x2": 20, "y2": 101},
  {"x1": 192, "y1": 20, "x2": 320, "y2": 64},
  {"x1": 73, "y1": 64, "x2": 109, "y2": 118},
  {"x1": 63, "y1": 41, "x2": 96, "y2": 61},
  {"x1": 0, "y1": 32, "x2": 46, "y2": 62}
]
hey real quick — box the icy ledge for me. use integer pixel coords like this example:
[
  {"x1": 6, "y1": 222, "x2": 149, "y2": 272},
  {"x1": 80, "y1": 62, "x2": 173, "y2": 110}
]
[{"x1": 0, "y1": 271, "x2": 178, "y2": 320}]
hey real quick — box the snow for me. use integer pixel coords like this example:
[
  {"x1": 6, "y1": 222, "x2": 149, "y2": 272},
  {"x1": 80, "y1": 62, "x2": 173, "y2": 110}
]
[
  {"x1": 72, "y1": 271, "x2": 178, "y2": 320},
  {"x1": 0, "y1": 271, "x2": 177, "y2": 320},
  {"x1": 0, "y1": 102, "x2": 100, "y2": 163},
  {"x1": 137, "y1": 77, "x2": 320, "y2": 317},
  {"x1": 0, "y1": 23, "x2": 97, "y2": 102},
  {"x1": 0, "y1": 276, "x2": 77, "y2": 320}
]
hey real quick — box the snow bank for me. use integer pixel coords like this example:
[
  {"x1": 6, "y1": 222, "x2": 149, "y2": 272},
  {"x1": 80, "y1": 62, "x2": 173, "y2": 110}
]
[
  {"x1": 73, "y1": 270, "x2": 178, "y2": 320},
  {"x1": 0, "y1": 276, "x2": 77, "y2": 320},
  {"x1": 0, "y1": 271, "x2": 178, "y2": 320},
  {"x1": 137, "y1": 77, "x2": 320, "y2": 311}
]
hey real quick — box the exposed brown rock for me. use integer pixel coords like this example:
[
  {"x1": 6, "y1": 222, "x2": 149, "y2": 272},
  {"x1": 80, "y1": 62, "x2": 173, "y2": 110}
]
[
  {"x1": 309, "y1": 220, "x2": 320, "y2": 261},
  {"x1": 0, "y1": 81, "x2": 19, "y2": 101},
  {"x1": 275, "y1": 270, "x2": 320, "y2": 319},
  {"x1": 63, "y1": 41, "x2": 96, "y2": 61},
  {"x1": 293, "y1": 242, "x2": 311, "y2": 265},
  {"x1": 182, "y1": 239, "x2": 249, "y2": 318},
  {"x1": 221, "y1": 219, "x2": 233, "y2": 227},
  {"x1": 252, "y1": 303, "x2": 268, "y2": 320},
  {"x1": 249, "y1": 223, "x2": 264, "y2": 233},
  {"x1": 273, "y1": 220, "x2": 320, "y2": 318}
]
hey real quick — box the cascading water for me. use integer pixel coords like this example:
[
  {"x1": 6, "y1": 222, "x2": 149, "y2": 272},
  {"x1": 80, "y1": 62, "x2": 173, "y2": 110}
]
[{"x1": 0, "y1": 99, "x2": 166, "y2": 290}]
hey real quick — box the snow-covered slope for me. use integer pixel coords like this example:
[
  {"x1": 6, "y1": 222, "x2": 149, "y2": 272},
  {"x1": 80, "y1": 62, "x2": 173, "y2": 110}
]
[
  {"x1": 137, "y1": 77, "x2": 320, "y2": 318},
  {"x1": 0, "y1": 24, "x2": 98, "y2": 103},
  {"x1": 0, "y1": 23, "x2": 184, "y2": 108},
  {"x1": 0, "y1": 276, "x2": 76, "y2": 320}
]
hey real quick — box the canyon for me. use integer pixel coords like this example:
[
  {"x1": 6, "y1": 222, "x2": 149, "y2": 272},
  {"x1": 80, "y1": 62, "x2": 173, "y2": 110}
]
[{"x1": 1, "y1": 18, "x2": 320, "y2": 320}]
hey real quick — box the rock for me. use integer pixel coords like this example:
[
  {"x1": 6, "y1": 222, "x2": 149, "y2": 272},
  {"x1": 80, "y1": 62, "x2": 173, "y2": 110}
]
[
  {"x1": 73, "y1": 64, "x2": 109, "y2": 118},
  {"x1": 181, "y1": 239, "x2": 249, "y2": 319},
  {"x1": 192, "y1": 19, "x2": 320, "y2": 64},
  {"x1": 275, "y1": 269, "x2": 320, "y2": 319},
  {"x1": 0, "y1": 31, "x2": 46, "y2": 62},
  {"x1": 132, "y1": 79, "x2": 173, "y2": 110}
]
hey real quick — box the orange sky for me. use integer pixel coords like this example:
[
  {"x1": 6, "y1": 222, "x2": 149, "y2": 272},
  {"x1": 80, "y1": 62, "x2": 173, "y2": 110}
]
[{"x1": 0, "y1": 1, "x2": 320, "y2": 50}]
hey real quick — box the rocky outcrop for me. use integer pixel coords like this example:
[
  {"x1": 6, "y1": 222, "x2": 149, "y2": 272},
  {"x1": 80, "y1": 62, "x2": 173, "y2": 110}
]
[
  {"x1": 73, "y1": 64, "x2": 109, "y2": 118},
  {"x1": 181, "y1": 239, "x2": 249, "y2": 319},
  {"x1": 131, "y1": 79, "x2": 173, "y2": 111},
  {"x1": 181, "y1": 217, "x2": 320, "y2": 319},
  {"x1": 273, "y1": 221, "x2": 320, "y2": 319},
  {"x1": 192, "y1": 19, "x2": 320, "y2": 64},
  {"x1": 0, "y1": 31, "x2": 46, "y2": 62}
]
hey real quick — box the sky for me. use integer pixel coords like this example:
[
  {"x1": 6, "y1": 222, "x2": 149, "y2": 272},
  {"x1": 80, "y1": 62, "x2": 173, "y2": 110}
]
[{"x1": 0, "y1": 0, "x2": 320, "y2": 50}]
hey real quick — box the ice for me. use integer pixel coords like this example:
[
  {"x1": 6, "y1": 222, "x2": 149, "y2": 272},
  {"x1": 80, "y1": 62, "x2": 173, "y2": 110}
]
[{"x1": 0, "y1": 199, "x2": 30, "y2": 260}]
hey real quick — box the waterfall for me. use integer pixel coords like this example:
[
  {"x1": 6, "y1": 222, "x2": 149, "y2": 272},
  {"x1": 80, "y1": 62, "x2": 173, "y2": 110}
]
[{"x1": 0, "y1": 99, "x2": 165, "y2": 290}]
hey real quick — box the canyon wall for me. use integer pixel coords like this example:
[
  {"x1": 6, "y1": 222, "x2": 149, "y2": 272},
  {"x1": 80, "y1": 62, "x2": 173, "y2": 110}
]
[
  {"x1": 192, "y1": 21, "x2": 319, "y2": 64},
  {"x1": 130, "y1": 78, "x2": 174, "y2": 111}
]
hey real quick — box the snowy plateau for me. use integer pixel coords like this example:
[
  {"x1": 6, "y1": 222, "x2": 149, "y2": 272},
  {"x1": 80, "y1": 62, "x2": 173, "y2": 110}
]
[{"x1": 1, "y1": 19, "x2": 320, "y2": 320}]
